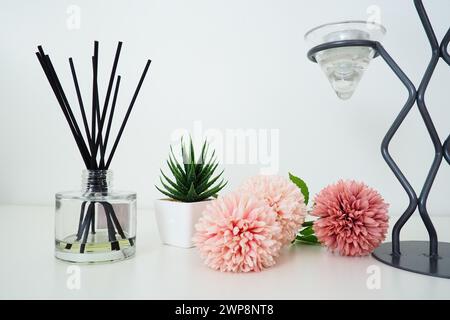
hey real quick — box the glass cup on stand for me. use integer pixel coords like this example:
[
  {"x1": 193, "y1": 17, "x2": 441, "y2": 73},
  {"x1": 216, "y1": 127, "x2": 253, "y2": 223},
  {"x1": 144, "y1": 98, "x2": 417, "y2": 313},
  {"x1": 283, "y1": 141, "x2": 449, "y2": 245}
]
[{"x1": 305, "y1": 21, "x2": 386, "y2": 100}]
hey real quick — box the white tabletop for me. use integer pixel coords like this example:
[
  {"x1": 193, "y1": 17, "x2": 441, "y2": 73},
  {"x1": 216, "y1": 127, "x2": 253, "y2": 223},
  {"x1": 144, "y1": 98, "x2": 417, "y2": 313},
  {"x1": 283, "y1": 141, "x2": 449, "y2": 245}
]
[{"x1": 1, "y1": 204, "x2": 449, "y2": 299}]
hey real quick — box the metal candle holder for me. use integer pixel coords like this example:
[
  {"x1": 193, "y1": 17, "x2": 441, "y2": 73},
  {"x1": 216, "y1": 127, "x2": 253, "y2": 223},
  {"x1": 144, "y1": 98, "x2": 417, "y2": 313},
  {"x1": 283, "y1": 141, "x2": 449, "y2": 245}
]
[{"x1": 306, "y1": 0, "x2": 450, "y2": 278}]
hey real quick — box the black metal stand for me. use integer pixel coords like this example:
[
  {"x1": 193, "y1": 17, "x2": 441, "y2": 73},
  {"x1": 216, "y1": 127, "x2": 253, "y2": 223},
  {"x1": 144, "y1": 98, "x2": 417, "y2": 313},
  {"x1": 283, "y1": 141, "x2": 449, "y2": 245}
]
[{"x1": 307, "y1": 0, "x2": 450, "y2": 278}]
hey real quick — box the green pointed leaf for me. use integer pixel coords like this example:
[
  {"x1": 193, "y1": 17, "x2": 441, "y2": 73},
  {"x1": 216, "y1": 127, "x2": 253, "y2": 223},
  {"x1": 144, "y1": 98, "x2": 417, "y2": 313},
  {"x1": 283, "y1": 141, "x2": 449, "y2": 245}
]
[
  {"x1": 159, "y1": 177, "x2": 188, "y2": 198},
  {"x1": 196, "y1": 163, "x2": 218, "y2": 187},
  {"x1": 186, "y1": 161, "x2": 196, "y2": 186},
  {"x1": 167, "y1": 165, "x2": 187, "y2": 189},
  {"x1": 167, "y1": 154, "x2": 183, "y2": 177},
  {"x1": 181, "y1": 138, "x2": 190, "y2": 173},
  {"x1": 170, "y1": 146, "x2": 186, "y2": 176},
  {"x1": 155, "y1": 185, "x2": 186, "y2": 202},
  {"x1": 198, "y1": 141, "x2": 208, "y2": 165},
  {"x1": 295, "y1": 234, "x2": 318, "y2": 243},
  {"x1": 196, "y1": 170, "x2": 224, "y2": 194},
  {"x1": 198, "y1": 180, "x2": 227, "y2": 200},
  {"x1": 289, "y1": 172, "x2": 309, "y2": 205},
  {"x1": 189, "y1": 137, "x2": 195, "y2": 165},
  {"x1": 294, "y1": 238, "x2": 320, "y2": 246},
  {"x1": 195, "y1": 142, "x2": 208, "y2": 176},
  {"x1": 160, "y1": 170, "x2": 188, "y2": 194},
  {"x1": 186, "y1": 183, "x2": 199, "y2": 202},
  {"x1": 167, "y1": 156, "x2": 188, "y2": 188},
  {"x1": 197, "y1": 162, "x2": 218, "y2": 185},
  {"x1": 197, "y1": 150, "x2": 216, "y2": 177},
  {"x1": 299, "y1": 226, "x2": 314, "y2": 236}
]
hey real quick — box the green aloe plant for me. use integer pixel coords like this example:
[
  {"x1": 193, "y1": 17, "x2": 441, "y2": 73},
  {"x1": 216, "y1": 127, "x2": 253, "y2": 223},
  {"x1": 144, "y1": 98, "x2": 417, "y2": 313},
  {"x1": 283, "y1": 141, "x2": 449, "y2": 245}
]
[{"x1": 156, "y1": 138, "x2": 227, "y2": 202}]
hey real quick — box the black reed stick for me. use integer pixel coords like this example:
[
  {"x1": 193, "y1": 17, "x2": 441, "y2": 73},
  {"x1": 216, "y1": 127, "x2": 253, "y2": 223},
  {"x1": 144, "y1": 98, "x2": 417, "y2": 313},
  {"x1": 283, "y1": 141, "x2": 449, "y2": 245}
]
[
  {"x1": 95, "y1": 42, "x2": 122, "y2": 155},
  {"x1": 105, "y1": 60, "x2": 152, "y2": 168},
  {"x1": 91, "y1": 208, "x2": 96, "y2": 234},
  {"x1": 76, "y1": 204, "x2": 92, "y2": 241},
  {"x1": 100, "y1": 75, "x2": 121, "y2": 167},
  {"x1": 65, "y1": 201, "x2": 88, "y2": 250},
  {"x1": 102, "y1": 203, "x2": 120, "y2": 251},
  {"x1": 36, "y1": 51, "x2": 91, "y2": 167},
  {"x1": 80, "y1": 203, "x2": 94, "y2": 253},
  {"x1": 91, "y1": 42, "x2": 99, "y2": 166},
  {"x1": 43, "y1": 52, "x2": 87, "y2": 151},
  {"x1": 69, "y1": 58, "x2": 93, "y2": 153},
  {"x1": 44, "y1": 55, "x2": 92, "y2": 165},
  {"x1": 102, "y1": 201, "x2": 131, "y2": 245},
  {"x1": 92, "y1": 55, "x2": 104, "y2": 163}
]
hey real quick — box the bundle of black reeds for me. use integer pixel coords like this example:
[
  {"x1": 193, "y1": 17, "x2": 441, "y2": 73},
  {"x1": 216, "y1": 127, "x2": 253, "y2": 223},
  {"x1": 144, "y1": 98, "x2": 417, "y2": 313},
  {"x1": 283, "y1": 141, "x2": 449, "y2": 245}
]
[{"x1": 36, "y1": 41, "x2": 151, "y2": 253}]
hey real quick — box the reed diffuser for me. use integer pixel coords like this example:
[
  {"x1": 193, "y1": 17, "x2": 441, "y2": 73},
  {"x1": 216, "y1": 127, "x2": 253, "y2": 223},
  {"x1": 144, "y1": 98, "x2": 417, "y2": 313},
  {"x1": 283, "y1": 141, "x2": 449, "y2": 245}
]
[{"x1": 36, "y1": 41, "x2": 151, "y2": 263}]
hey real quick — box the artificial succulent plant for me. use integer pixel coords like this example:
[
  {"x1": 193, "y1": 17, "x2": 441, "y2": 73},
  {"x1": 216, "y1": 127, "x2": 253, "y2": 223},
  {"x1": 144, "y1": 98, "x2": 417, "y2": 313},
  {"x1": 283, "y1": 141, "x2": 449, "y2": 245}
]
[{"x1": 156, "y1": 138, "x2": 227, "y2": 202}]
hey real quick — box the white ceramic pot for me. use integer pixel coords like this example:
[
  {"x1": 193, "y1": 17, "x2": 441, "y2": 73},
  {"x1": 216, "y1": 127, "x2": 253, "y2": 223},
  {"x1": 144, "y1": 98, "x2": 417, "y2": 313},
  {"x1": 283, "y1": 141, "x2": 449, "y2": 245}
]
[{"x1": 154, "y1": 199, "x2": 211, "y2": 248}]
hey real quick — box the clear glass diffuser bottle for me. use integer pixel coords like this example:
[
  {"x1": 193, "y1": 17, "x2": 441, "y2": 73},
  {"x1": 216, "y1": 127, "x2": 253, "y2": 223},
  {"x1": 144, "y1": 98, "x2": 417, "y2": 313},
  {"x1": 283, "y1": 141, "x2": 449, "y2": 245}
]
[{"x1": 55, "y1": 170, "x2": 136, "y2": 263}]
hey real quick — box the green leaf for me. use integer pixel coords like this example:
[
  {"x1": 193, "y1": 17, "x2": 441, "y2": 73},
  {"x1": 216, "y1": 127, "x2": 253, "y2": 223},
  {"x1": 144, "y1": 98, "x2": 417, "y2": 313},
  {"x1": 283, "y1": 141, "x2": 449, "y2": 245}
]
[
  {"x1": 159, "y1": 177, "x2": 188, "y2": 198},
  {"x1": 168, "y1": 167, "x2": 187, "y2": 189},
  {"x1": 197, "y1": 180, "x2": 227, "y2": 200},
  {"x1": 196, "y1": 170, "x2": 224, "y2": 194},
  {"x1": 294, "y1": 239, "x2": 320, "y2": 246},
  {"x1": 155, "y1": 185, "x2": 186, "y2": 202},
  {"x1": 299, "y1": 226, "x2": 314, "y2": 236},
  {"x1": 197, "y1": 141, "x2": 208, "y2": 165},
  {"x1": 167, "y1": 157, "x2": 188, "y2": 188},
  {"x1": 197, "y1": 151, "x2": 216, "y2": 181},
  {"x1": 189, "y1": 137, "x2": 195, "y2": 166},
  {"x1": 186, "y1": 183, "x2": 199, "y2": 202},
  {"x1": 195, "y1": 141, "x2": 208, "y2": 176},
  {"x1": 289, "y1": 172, "x2": 309, "y2": 205},
  {"x1": 186, "y1": 161, "x2": 196, "y2": 186},
  {"x1": 302, "y1": 220, "x2": 314, "y2": 227},
  {"x1": 170, "y1": 147, "x2": 186, "y2": 176},
  {"x1": 295, "y1": 234, "x2": 318, "y2": 243},
  {"x1": 160, "y1": 170, "x2": 188, "y2": 194},
  {"x1": 197, "y1": 162, "x2": 218, "y2": 185},
  {"x1": 196, "y1": 164, "x2": 219, "y2": 188},
  {"x1": 181, "y1": 138, "x2": 190, "y2": 173}
]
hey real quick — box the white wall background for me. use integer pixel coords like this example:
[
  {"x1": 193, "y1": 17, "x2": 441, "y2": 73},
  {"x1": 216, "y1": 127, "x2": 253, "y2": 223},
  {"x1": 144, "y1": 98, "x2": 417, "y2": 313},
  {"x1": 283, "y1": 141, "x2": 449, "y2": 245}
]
[{"x1": 0, "y1": 0, "x2": 449, "y2": 217}]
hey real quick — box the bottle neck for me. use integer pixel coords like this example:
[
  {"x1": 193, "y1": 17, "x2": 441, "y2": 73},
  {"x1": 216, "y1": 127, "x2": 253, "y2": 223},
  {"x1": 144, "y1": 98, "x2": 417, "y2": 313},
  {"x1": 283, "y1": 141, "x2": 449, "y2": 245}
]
[{"x1": 82, "y1": 170, "x2": 113, "y2": 192}]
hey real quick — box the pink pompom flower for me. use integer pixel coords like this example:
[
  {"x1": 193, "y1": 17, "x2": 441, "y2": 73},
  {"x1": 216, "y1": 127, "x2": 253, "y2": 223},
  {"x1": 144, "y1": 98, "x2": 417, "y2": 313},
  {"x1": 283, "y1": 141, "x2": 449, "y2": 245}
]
[
  {"x1": 312, "y1": 180, "x2": 389, "y2": 256},
  {"x1": 239, "y1": 175, "x2": 307, "y2": 245},
  {"x1": 193, "y1": 192, "x2": 282, "y2": 272}
]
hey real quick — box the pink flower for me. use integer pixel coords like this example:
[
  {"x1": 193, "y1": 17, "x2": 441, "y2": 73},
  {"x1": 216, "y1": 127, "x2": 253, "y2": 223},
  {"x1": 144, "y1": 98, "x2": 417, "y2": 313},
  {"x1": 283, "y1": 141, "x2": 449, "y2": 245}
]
[
  {"x1": 312, "y1": 180, "x2": 389, "y2": 256},
  {"x1": 239, "y1": 175, "x2": 307, "y2": 245},
  {"x1": 193, "y1": 192, "x2": 282, "y2": 272}
]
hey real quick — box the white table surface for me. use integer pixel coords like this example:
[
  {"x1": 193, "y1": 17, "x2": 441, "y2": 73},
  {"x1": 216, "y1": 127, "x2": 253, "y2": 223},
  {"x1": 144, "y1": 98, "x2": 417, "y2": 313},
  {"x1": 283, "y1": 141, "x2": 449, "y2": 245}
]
[{"x1": 1, "y1": 204, "x2": 449, "y2": 299}]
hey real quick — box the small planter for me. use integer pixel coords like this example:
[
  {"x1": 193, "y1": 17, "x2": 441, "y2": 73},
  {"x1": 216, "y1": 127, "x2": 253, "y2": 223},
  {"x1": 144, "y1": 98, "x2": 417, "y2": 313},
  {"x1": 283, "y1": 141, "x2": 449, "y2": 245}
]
[
  {"x1": 154, "y1": 199, "x2": 211, "y2": 248},
  {"x1": 154, "y1": 137, "x2": 227, "y2": 247}
]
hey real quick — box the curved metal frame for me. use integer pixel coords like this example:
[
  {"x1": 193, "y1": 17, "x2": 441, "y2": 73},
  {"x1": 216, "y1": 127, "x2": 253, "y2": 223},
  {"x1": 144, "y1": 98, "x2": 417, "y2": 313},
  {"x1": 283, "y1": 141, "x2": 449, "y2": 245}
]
[
  {"x1": 307, "y1": 40, "x2": 379, "y2": 62},
  {"x1": 441, "y1": 17, "x2": 450, "y2": 165},
  {"x1": 414, "y1": 0, "x2": 441, "y2": 257},
  {"x1": 307, "y1": 0, "x2": 450, "y2": 277}
]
